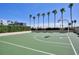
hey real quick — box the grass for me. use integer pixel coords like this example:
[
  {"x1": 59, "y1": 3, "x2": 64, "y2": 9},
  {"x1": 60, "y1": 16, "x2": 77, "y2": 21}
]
[{"x1": 0, "y1": 32, "x2": 79, "y2": 55}]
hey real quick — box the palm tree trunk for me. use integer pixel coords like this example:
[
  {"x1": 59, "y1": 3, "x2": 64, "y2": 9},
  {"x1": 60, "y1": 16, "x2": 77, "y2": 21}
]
[
  {"x1": 38, "y1": 17, "x2": 39, "y2": 28},
  {"x1": 74, "y1": 23, "x2": 75, "y2": 30},
  {"x1": 61, "y1": 13, "x2": 63, "y2": 31},
  {"x1": 70, "y1": 7, "x2": 73, "y2": 28},
  {"x1": 30, "y1": 18, "x2": 31, "y2": 28},
  {"x1": 43, "y1": 16, "x2": 44, "y2": 29},
  {"x1": 34, "y1": 19, "x2": 35, "y2": 28},
  {"x1": 48, "y1": 15, "x2": 49, "y2": 28},
  {"x1": 54, "y1": 14, "x2": 56, "y2": 28}
]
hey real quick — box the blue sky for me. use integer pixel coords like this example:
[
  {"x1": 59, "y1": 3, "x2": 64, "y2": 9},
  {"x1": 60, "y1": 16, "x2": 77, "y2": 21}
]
[{"x1": 0, "y1": 3, "x2": 79, "y2": 27}]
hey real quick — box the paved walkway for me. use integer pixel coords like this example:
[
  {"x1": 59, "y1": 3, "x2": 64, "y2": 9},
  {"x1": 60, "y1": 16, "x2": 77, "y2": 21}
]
[{"x1": 0, "y1": 31, "x2": 31, "y2": 36}]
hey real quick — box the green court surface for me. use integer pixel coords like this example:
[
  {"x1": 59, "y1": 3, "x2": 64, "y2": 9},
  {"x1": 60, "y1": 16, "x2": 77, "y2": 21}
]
[{"x1": 0, "y1": 32, "x2": 79, "y2": 55}]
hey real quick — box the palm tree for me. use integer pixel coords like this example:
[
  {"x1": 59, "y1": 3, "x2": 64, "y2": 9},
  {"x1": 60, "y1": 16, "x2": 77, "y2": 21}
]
[
  {"x1": 52, "y1": 9, "x2": 57, "y2": 28},
  {"x1": 68, "y1": 23, "x2": 71, "y2": 26},
  {"x1": 33, "y1": 16, "x2": 36, "y2": 28},
  {"x1": 37, "y1": 13, "x2": 40, "y2": 28},
  {"x1": 42, "y1": 13, "x2": 45, "y2": 29},
  {"x1": 60, "y1": 8, "x2": 65, "y2": 31},
  {"x1": 47, "y1": 12, "x2": 50, "y2": 28},
  {"x1": 71, "y1": 20, "x2": 74, "y2": 27},
  {"x1": 69, "y1": 3, "x2": 74, "y2": 28},
  {"x1": 73, "y1": 20, "x2": 77, "y2": 30},
  {"x1": 29, "y1": 14, "x2": 32, "y2": 28},
  {"x1": 68, "y1": 23, "x2": 72, "y2": 32}
]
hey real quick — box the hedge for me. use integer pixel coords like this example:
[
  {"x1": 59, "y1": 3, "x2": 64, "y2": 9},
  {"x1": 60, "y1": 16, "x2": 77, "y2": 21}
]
[{"x1": 0, "y1": 25, "x2": 31, "y2": 33}]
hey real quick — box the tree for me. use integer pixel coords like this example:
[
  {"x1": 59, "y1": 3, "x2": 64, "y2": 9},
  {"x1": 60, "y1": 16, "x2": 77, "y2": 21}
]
[
  {"x1": 33, "y1": 16, "x2": 36, "y2": 28},
  {"x1": 0, "y1": 20, "x2": 3, "y2": 32},
  {"x1": 52, "y1": 9, "x2": 57, "y2": 28},
  {"x1": 47, "y1": 12, "x2": 50, "y2": 28},
  {"x1": 42, "y1": 13, "x2": 45, "y2": 28},
  {"x1": 37, "y1": 13, "x2": 40, "y2": 28},
  {"x1": 60, "y1": 8, "x2": 65, "y2": 31},
  {"x1": 69, "y1": 3, "x2": 74, "y2": 28},
  {"x1": 29, "y1": 14, "x2": 32, "y2": 28}
]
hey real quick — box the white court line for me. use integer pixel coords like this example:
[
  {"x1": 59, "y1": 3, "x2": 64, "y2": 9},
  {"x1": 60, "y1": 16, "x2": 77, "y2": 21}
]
[
  {"x1": 67, "y1": 33, "x2": 77, "y2": 55},
  {"x1": 34, "y1": 36, "x2": 70, "y2": 46},
  {"x1": 0, "y1": 40, "x2": 54, "y2": 55}
]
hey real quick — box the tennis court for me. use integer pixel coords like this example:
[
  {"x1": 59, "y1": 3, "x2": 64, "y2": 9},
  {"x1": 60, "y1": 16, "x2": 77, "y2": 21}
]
[{"x1": 0, "y1": 31, "x2": 79, "y2": 55}]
